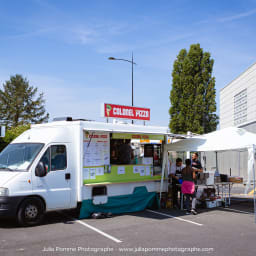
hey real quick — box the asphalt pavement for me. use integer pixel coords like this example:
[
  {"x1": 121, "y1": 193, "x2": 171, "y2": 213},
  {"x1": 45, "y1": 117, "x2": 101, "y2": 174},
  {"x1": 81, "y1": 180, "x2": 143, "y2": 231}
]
[{"x1": 0, "y1": 197, "x2": 255, "y2": 256}]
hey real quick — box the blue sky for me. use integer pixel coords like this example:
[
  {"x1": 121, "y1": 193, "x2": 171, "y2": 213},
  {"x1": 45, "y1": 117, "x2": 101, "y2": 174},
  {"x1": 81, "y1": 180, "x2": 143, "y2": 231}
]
[{"x1": 0, "y1": 0, "x2": 256, "y2": 127}]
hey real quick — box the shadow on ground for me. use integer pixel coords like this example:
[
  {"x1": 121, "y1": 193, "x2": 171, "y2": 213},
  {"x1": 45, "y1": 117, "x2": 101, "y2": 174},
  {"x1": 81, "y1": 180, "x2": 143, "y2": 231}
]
[
  {"x1": 0, "y1": 197, "x2": 254, "y2": 228},
  {"x1": 0, "y1": 209, "x2": 79, "y2": 229}
]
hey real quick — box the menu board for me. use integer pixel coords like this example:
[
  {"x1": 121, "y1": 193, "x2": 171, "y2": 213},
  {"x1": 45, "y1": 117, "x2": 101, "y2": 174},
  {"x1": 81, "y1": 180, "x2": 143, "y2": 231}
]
[{"x1": 83, "y1": 131, "x2": 110, "y2": 167}]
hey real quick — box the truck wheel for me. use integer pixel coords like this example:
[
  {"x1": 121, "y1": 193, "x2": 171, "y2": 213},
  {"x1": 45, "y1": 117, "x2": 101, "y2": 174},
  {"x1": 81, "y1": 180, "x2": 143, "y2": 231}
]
[{"x1": 17, "y1": 198, "x2": 44, "y2": 227}]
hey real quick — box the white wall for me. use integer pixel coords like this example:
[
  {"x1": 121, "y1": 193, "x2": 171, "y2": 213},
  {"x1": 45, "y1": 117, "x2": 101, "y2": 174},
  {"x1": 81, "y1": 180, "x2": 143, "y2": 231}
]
[
  {"x1": 220, "y1": 62, "x2": 256, "y2": 129},
  {"x1": 203, "y1": 151, "x2": 248, "y2": 181}
]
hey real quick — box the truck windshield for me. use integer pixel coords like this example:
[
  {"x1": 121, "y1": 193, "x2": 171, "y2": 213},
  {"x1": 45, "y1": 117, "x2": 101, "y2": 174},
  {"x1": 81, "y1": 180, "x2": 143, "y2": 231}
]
[{"x1": 0, "y1": 143, "x2": 44, "y2": 171}]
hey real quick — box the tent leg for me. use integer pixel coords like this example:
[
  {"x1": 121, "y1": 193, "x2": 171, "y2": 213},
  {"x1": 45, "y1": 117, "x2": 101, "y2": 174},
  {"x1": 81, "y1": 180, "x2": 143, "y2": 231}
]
[
  {"x1": 238, "y1": 151, "x2": 240, "y2": 177},
  {"x1": 160, "y1": 147, "x2": 167, "y2": 202},
  {"x1": 215, "y1": 151, "x2": 218, "y2": 173}
]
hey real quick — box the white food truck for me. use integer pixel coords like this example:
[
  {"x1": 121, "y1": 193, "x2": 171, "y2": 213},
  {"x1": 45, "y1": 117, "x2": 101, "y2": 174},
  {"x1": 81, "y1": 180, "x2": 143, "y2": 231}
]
[{"x1": 0, "y1": 118, "x2": 170, "y2": 226}]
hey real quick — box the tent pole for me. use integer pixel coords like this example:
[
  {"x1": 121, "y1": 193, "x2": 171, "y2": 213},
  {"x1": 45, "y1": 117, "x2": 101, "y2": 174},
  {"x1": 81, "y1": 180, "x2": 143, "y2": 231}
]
[
  {"x1": 238, "y1": 151, "x2": 240, "y2": 177},
  {"x1": 186, "y1": 131, "x2": 192, "y2": 159},
  {"x1": 215, "y1": 151, "x2": 218, "y2": 173},
  {"x1": 160, "y1": 145, "x2": 167, "y2": 202}
]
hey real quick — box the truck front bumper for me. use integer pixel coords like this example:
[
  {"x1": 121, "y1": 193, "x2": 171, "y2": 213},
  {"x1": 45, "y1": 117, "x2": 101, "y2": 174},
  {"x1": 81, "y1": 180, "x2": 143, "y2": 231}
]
[{"x1": 0, "y1": 196, "x2": 24, "y2": 218}]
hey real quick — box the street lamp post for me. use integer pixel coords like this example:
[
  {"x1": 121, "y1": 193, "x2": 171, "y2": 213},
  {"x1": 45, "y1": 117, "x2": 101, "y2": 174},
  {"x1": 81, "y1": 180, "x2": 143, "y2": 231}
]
[{"x1": 108, "y1": 53, "x2": 136, "y2": 107}]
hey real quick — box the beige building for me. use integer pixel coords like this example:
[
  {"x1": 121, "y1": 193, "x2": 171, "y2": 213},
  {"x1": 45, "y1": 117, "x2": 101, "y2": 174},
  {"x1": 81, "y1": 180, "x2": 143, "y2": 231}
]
[{"x1": 220, "y1": 62, "x2": 256, "y2": 132}]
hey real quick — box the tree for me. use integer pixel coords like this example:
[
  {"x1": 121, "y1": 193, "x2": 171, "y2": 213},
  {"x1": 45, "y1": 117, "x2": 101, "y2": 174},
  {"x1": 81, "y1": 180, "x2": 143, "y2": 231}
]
[
  {"x1": 0, "y1": 74, "x2": 49, "y2": 127},
  {"x1": 169, "y1": 43, "x2": 218, "y2": 134}
]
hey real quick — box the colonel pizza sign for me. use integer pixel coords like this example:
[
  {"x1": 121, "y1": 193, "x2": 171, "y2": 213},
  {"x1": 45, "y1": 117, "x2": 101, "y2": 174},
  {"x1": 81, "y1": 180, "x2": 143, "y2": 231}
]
[{"x1": 102, "y1": 103, "x2": 150, "y2": 121}]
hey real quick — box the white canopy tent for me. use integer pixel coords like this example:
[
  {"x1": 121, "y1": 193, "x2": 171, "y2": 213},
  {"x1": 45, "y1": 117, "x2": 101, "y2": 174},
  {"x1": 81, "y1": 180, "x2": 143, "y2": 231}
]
[{"x1": 160, "y1": 127, "x2": 256, "y2": 222}]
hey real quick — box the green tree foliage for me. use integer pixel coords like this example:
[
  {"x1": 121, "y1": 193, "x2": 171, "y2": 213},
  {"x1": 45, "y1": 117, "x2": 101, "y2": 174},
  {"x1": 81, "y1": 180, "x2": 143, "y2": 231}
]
[
  {"x1": 0, "y1": 124, "x2": 30, "y2": 152},
  {"x1": 0, "y1": 74, "x2": 49, "y2": 127},
  {"x1": 169, "y1": 44, "x2": 218, "y2": 134}
]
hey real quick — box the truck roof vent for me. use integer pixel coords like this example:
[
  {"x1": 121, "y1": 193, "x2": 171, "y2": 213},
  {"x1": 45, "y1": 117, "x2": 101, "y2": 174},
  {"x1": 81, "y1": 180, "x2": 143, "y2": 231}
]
[
  {"x1": 53, "y1": 117, "x2": 73, "y2": 122},
  {"x1": 72, "y1": 118, "x2": 94, "y2": 122}
]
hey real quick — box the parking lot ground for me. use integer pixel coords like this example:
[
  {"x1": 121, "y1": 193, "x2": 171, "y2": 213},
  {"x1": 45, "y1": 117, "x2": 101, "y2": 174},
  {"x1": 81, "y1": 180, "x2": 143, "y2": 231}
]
[{"x1": 0, "y1": 198, "x2": 256, "y2": 256}]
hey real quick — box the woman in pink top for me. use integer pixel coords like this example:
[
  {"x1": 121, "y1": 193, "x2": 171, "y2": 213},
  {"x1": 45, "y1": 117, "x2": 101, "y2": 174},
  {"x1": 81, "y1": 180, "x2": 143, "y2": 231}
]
[{"x1": 181, "y1": 159, "x2": 197, "y2": 215}]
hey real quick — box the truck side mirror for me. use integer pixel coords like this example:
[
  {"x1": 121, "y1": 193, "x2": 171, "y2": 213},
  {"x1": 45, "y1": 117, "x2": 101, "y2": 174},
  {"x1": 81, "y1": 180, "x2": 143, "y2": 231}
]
[{"x1": 35, "y1": 161, "x2": 47, "y2": 177}]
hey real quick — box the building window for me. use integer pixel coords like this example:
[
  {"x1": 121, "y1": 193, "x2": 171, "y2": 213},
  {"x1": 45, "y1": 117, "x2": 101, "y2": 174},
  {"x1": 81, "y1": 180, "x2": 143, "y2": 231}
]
[{"x1": 234, "y1": 89, "x2": 247, "y2": 125}]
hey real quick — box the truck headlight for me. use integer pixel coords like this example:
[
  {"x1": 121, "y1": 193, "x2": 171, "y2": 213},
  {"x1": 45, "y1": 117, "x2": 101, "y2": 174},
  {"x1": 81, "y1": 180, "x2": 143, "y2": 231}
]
[{"x1": 0, "y1": 188, "x2": 9, "y2": 196}]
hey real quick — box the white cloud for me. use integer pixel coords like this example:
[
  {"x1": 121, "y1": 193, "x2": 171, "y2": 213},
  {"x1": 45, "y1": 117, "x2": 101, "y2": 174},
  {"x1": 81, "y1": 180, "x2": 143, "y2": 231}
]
[
  {"x1": 0, "y1": 27, "x2": 58, "y2": 40},
  {"x1": 68, "y1": 22, "x2": 131, "y2": 45},
  {"x1": 96, "y1": 32, "x2": 194, "y2": 54},
  {"x1": 70, "y1": 27, "x2": 98, "y2": 44},
  {"x1": 195, "y1": 8, "x2": 256, "y2": 25},
  {"x1": 218, "y1": 8, "x2": 256, "y2": 22}
]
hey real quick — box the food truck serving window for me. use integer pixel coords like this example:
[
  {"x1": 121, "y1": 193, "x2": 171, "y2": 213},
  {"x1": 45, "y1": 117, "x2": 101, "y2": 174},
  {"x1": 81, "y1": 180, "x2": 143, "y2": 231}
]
[
  {"x1": 110, "y1": 133, "x2": 163, "y2": 170},
  {"x1": 110, "y1": 138, "x2": 134, "y2": 165}
]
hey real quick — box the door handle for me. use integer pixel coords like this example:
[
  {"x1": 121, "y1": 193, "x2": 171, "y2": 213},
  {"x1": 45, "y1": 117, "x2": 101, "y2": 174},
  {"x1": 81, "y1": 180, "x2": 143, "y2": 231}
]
[{"x1": 65, "y1": 173, "x2": 71, "y2": 180}]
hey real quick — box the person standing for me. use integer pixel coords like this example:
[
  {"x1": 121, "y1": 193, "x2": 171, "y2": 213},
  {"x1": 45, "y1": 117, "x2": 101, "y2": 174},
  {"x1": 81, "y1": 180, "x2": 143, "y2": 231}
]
[
  {"x1": 191, "y1": 152, "x2": 203, "y2": 179},
  {"x1": 168, "y1": 158, "x2": 185, "y2": 208},
  {"x1": 181, "y1": 159, "x2": 197, "y2": 215},
  {"x1": 118, "y1": 139, "x2": 134, "y2": 164}
]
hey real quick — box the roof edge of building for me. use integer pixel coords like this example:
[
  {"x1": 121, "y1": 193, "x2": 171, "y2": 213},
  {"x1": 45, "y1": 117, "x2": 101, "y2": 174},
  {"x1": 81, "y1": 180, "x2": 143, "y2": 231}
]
[
  {"x1": 238, "y1": 119, "x2": 256, "y2": 128},
  {"x1": 220, "y1": 61, "x2": 256, "y2": 92}
]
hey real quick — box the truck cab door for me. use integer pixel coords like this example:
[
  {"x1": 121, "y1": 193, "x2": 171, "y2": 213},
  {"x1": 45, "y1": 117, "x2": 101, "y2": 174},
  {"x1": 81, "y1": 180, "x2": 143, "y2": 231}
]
[{"x1": 32, "y1": 144, "x2": 71, "y2": 210}]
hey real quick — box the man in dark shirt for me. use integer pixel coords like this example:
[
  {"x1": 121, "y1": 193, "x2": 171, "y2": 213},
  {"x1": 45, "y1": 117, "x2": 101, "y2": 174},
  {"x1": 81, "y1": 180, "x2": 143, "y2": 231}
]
[
  {"x1": 168, "y1": 158, "x2": 185, "y2": 208},
  {"x1": 191, "y1": 152, "x2": 203, "y2": 179},
  {"x1": 118, "y1": 140, "x2": 134, "y2": 164}
]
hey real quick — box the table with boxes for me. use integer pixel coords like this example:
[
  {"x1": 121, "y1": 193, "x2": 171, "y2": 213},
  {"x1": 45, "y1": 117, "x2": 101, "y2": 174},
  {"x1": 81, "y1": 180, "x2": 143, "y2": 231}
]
[{"x1": 166, "y1": 172, "x2": 243, "y2": 210}]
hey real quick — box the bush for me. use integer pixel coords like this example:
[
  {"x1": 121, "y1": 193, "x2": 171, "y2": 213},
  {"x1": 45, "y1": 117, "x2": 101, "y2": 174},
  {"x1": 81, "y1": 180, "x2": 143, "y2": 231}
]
[{"x1": 0, "y1": 124, "x2": 30, "y2": 152}]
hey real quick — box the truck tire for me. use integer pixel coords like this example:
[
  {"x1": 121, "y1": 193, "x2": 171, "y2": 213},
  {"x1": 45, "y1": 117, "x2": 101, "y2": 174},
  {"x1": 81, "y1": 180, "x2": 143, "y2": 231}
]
[{"x1": 17, "y1": 198, "x2": 44, "y2": 227}]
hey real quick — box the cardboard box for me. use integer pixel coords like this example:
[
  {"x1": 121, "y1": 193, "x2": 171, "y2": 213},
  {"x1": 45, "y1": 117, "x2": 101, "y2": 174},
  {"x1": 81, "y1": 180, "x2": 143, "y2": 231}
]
[
  {"x1": 206, "y1": 200, "x2": 217, "y2": 208},
  {"x1": 216, "y1": 199, "x2": 223, "y2": 207},
  {"x1": 166, "y1": 198, "x2": 173, "y2": 208},
  {"x1": 229, "y1": 176, "x2": 243, "y2": 183}
]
